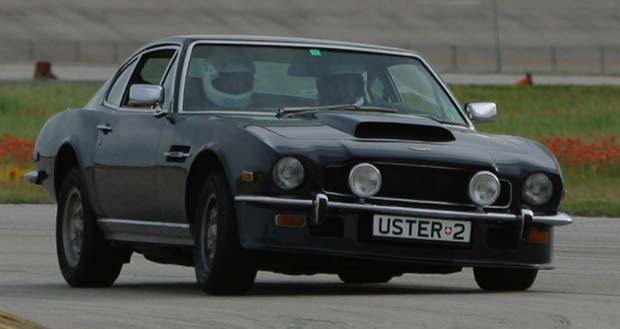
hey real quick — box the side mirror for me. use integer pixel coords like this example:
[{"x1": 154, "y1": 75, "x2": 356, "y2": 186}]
[
  {"x1": 466, "y1": 102, "x2": 497, "y2": 123},
  {"x1": 128, "y1": 84, "x2": 164, "y2": 108}
]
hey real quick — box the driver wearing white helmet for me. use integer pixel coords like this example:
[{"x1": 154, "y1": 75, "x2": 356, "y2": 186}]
[{"x1": 200, "y1": 51, "x2": 256, "y2": 108}]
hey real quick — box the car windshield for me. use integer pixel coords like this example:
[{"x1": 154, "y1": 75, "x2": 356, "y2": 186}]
[{"x1": 183, "y1": 44, "x2": 467, "y2": 125}]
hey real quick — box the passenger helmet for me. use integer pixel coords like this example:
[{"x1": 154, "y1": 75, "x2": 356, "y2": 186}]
[{"x1": 318, "y1": 62, "x2": 367, "y2": 106}]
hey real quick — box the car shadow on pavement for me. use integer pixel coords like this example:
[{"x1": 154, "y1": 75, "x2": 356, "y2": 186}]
[
  {"x1": 4, "y1": 281, "x2": 486, "y2": 298},
  {"x1": 109, "y1": 280, "x2": 484, "y2": 297},
  {"x1": 247, "y1": 281, "x2": 481, "y2": 297}
]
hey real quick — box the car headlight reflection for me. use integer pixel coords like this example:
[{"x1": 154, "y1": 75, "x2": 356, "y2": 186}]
[
  {"x1": 468, "y1": 171, "x2": 501, "y2": 206},
  {"x1": 523, "y1": 173, "x2": 553, "y2": 206},
  {"x1": 348, "y1": 163, "x2": 382, "y2": 198},
  {"x1": 272, "y1": 156, "x2": 305, "y2": 190}
]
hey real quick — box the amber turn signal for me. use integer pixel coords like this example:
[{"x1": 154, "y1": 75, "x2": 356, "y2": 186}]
[
  {"x1": 275, "y1": 215, "x2": 306, "y2": 228},
  {"x1": 527, "y1": 230, "x2": 549, "y2": 243},
  {"x1": 241, "y1": 171, "x2": 254, "y2": 182}
]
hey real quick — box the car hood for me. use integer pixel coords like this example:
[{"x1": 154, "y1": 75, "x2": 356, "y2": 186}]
[{"x1": 219, "y1": 112, "x2": 559, "y2": 173}]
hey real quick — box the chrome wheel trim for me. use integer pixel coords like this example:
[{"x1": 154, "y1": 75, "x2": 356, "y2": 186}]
[
  {"x1": 200, "y1": 194, "x2": 218, "y2": 268},
  {"x1": 62, "y1": 187, "x2": 84, "y2": 268}
]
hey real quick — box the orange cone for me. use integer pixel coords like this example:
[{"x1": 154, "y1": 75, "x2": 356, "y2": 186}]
[
  {"x1": 34, "y1": 61, "x2": 58, "y2": 80},
  {"x1": 515, "y1": 73, "x2": 533, "y2": 86}
]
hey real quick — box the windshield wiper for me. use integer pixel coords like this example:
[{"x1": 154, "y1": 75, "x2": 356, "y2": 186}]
[{"x1": 276, "y1": 104, "x2": 397, "y2": 118}]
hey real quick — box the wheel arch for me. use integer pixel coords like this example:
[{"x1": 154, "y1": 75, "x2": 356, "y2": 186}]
[
  {"x1": 54, "y1": 142, "x2": 82, "y2": 201},
  {"x1": 185, "y1": 148, "x2": 231, "y2": 227}
]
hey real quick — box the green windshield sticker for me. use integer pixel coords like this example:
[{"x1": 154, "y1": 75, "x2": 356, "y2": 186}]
[{"x1": 309, "y1": 49, "x2": 322, "y2": 56}]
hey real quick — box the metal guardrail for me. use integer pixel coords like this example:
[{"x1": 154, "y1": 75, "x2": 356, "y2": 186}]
[
  {"x1": 0, "y1": 40, "x2": 138, "y2": 65},
  {"x1": 411, "y1": 44, "x2": 620, "y2": 74},
  {"x1": 2, "y1": 40, "x2": 620, "y2": 74}
]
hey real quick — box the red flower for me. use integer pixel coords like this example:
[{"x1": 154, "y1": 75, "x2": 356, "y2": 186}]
[
  {"x1": 0, "y1": 133, "x2": 35, "y2": 168},
  {"x1": 541, "y1": 134, "x2": 620, "y2": 173}
]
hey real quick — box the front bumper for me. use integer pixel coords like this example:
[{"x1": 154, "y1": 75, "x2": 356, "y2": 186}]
[
  {"x1": 24, "y1": 170, "x2": 47, "y2": 185},
  {"x1": 236, "y1": 194, "x2": 573, "y2": 227},
  {"x1": 234, "y1": 194, "x2": 572, "y2": 270}
]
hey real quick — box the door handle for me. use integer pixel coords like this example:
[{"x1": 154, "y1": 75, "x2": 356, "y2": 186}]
[
  {"x1": 164, "y1": 151, "x2": 191, "y2": 159},
  {"x1": 96, "y1": 124, "x2": 113, "y2": 134}
]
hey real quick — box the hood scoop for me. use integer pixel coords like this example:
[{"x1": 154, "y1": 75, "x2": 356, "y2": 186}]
[
  {"x1": 315, "y1": 113, "x2": 455, "y2": 142},
  {"x1": 355, "y1": 122, "x2": 455, "y2": 142}
]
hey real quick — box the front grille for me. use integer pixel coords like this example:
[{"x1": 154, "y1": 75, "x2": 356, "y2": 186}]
[{"x1": 323, "y1": 162, "x2": 511, "y2": 208}]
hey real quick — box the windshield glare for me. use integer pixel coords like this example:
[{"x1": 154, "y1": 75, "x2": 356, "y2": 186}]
[{"x1": 183, "y1": 45, "x2": 467, "y2": 125}]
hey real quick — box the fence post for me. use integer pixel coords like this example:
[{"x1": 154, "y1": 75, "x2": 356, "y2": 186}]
[
  {"x1": 451, "y1": 45, "x2": 458, "y2": 72},
  {"x1": 550, "y1": 46, "x2": 557, "y2": 72},
  {"x1": 74, "y1": 41, "x2": 80, "y2": 62},
  {"x1": 113, "y1": 42, "x2": 119, "y2": 63},
  {"x1": 600, "y1": 46, "x2": 606, "y2": 74},
  {"x1": 492, "y1": 0, "x2": 502, "y2": 72},
  {"x1": 28, "y1": 40, "x2": 35, "y2": 61}
]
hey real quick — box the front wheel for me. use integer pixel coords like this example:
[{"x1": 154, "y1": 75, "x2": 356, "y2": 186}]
[
  {"x1": 193, "y1": 172, "x2": 257, "y2": 295},
  {"x1": 474, "y1": 267, "x2": 538, "y2": 291},
  {"x1": 56, "y1": 168, "x2": 130, "y2": 287}
]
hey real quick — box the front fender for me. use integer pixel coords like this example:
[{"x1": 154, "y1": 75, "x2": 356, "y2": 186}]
[{"x1": 33, "y1": 109, "x2": 103, "y2": 205}]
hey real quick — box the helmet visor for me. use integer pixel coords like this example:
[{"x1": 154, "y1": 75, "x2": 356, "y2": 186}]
[{"x1": 210, "y1": 72, "x2": 253, "y2": 95}]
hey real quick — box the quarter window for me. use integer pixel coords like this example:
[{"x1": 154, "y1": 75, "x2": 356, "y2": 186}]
[
  {"x1": 160, "y1": 54, "x2": 178, "y2": 111},
  {"x1": 106, "y1": 59, "x2": 138, "y2": 107}
]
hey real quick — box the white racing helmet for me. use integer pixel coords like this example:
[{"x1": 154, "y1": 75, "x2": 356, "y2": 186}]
[{"x1": 200, "y1": 52, "x2": 255, "y2": 108}]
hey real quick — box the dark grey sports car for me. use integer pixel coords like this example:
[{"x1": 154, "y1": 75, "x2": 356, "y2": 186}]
[{"x1": 27, "y1": 35, "x2": 572, "y2": 294}]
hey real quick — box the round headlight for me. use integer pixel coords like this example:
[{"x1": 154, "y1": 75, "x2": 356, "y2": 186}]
[
  {"x1": 523, "y1": 173, "x2": 553, "y2": 205},
  {"x1": 468, "y1": 171, "x2": 501, "y2": 206},
  {"x1": 272, "y1": 157, "x2": 305, "y2": 190},
  {"x1": 348, "y1": 163, "x2": 382, "y2": 198}
]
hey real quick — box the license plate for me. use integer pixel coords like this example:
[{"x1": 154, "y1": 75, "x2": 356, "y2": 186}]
[{"x1": 372, "y1": 214, "x2": 471, "y2": 243}]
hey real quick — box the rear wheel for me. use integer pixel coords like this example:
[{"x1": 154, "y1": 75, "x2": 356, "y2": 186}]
[
  {"x1": 337, "y1": 271, "x2": 394, "y2": 284},
  {"x1": 193, "y1": 172, "x2": 257, "y2": 295},
  {"x1": 474, "y1": 267, "x2": 538, "y2": 291},
  {"x1": 56, "y1": 168, "x2": 130, "y2": 287}
]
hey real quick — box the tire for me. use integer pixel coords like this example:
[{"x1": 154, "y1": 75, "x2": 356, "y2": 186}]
[
  {"x1": 474, "y1": 267, "x2": 538, "y2": 291},
  {"x1": 56, "y1": 168, "x2": 129, "y2": 287},
  {"x1": 193, "y1": 171, "x2": 257, "y2": 295},
  {"x1": 337, "y1": 271, "x2": 394, "y2": 284}
]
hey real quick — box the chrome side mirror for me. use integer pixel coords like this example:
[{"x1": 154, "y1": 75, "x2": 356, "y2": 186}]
[
  {"x1": 128, "y1": 84, "x2": 164, "y2": 108},
  {"x1": 466, "y1": 102, "x2": 497, "y2": 123}
]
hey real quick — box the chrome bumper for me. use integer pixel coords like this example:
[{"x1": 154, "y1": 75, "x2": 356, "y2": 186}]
[
  {"x1": 235, "y1": 194, "x2": 573, "y2": 227},
  {"x1": 24, "y1": 170, "x2": 46, "y2": 185}
]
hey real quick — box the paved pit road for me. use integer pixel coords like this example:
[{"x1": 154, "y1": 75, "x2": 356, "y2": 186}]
[{"x1": 1, "y1": 205, "x2": 619, "y2": 329}]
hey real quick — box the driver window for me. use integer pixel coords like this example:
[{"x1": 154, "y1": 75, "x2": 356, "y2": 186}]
[{"x1": 121, "y1": 48, "x2": 176, "y2": 108}]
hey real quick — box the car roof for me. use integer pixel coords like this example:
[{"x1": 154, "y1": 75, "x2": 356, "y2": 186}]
[{"x1": 147, "y1": 35, "x2": 419, "y2": 56}]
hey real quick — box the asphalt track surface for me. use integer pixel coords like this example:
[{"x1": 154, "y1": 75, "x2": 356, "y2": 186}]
[{"x1": 0, "y1": 205, "x2": 619, "y2": 329}]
